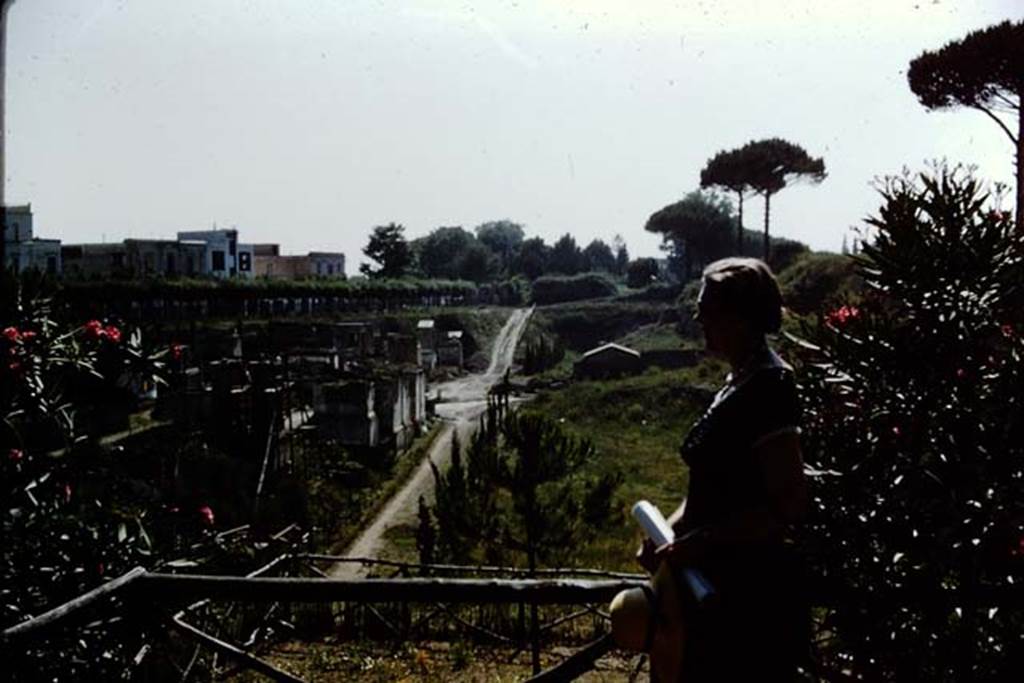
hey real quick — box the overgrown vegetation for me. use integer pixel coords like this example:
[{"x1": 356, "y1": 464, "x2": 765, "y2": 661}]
[
  {"x1": 423, "y1": 403, "x2": 622, "y2": 570},
  {"x1": 790, "y1": 166, "x2": 1024, "y2": 681}
]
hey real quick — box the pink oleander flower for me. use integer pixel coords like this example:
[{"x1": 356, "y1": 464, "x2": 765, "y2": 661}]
[
  {"x1": 2, "y1": 326, "x2": 20, "y2": 342},
  {"x1": 104, "y1": 326, "x2": 122, "y2": 344},
  {"x1": 8, "y1": 448, "x2": 23, "y2": 462},
  {"x1": 83, "y1": 320, "x2": 105, "y2": 340},
  {"x1": 170, "y1": 343, "x2": 183, "y2": 360},
  {"x1": 197, "y1": 505, "x2": 215, "y2": 526},
  {"x1": 826, "y1": 305, "x2": 861, "y2": 327}
]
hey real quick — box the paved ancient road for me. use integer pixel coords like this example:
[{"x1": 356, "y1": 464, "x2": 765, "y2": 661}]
[{"x1": 330, "y1": 307, "x2": 533, "y2": 578}]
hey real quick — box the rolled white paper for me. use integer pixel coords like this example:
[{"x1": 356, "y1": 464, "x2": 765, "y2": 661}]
[{"x1": 631, "y1": 500, "x2": 675, "y2": 547}]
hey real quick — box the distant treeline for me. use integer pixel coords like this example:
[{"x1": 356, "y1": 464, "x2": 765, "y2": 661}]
[{"x1": 53, "y1": 275, "x2": 524, "y2": 321}]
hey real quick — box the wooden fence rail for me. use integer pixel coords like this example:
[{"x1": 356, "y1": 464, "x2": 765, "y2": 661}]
[
  {"x1": 6, "y1": 562, "x2": 1024, "y2": 682},
  {"x1": 133, "y1": 574, "x2": 643, "y2": 608}
]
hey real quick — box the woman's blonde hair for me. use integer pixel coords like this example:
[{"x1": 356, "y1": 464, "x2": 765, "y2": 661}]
[{"x1": 700, "y1": 257, "x2": 783, "y2": 334}]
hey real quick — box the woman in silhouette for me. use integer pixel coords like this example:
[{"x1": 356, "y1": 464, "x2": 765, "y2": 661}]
[{"x1": 639, "y1": 257, "x2": 809, "y2": 681}]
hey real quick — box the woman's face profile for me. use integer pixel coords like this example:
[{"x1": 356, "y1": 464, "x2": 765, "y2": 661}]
[
  {"x1": 695, "y1": 283, "x2": 723, "y2": 354},
  {"x1": 695, "y1": 282, "x2": 745, "y2": 358}
]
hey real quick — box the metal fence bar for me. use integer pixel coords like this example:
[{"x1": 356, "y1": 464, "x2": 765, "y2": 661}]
[
  {"x1": 525, "y1": 633, "x2": 617, "y2": 683},
  {"x1": 302, "y1": 554, "x2": 645, "y2": 580},
  {"x1": 132, "y1": 574, "x2": 644, "y2": 606},
  {"x1": 1, "y1": 566, "x2": 147, "y2": 645},
  {"x1": 165, "y1": 613, "x2": 305, "y2": 683}
]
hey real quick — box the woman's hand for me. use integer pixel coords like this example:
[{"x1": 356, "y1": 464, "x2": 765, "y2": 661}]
[{"x1": 636, "y1": 539, "x2": 658, "y2": 574}]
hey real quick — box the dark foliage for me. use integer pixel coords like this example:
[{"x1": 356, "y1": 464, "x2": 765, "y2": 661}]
[
  {"x1": 790, "y1": 166, "x2": 1024, "y2": 681},
  {"x1": 700, "y1": 147, "x2": 755, "y2": 251},
  {"x1": 645, "y1": 191, "x2": 733, "y2": 280},
  {"x1": 361, "y1": 222, "x2": 413, "y2": 279},
  {"x1": 732, "y1": 138, "x2": 827, "y2": 259},
  {"x1": 625, "y1": 258, "x2": 660, "y2": 289},
  {"x1": 428, "y1": 404, "x2": 619, "y2": 570},
  {"x1": 582, "y1": 239, "x2": 617, "y2": 272},
  {"x1": 907, "y1": 19, "x2": 1023, "y2": 227},
  {"x1": 530, "y1": 273, "x2": 618, "y2": 305},
  {"x1": 548, "y1": 234, "x2": 586, "y2": 275}
]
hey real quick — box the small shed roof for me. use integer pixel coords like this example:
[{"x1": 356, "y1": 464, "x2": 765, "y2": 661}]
[
  {"x1": 417, "y1": 320, "x2": 435, "y2": 330},
  {"x1": 447, "y1": 330, "x2": 463, "y2": 339},
  {"x1": 580, "y1": 342, "x2": 641, "y2": 360}
]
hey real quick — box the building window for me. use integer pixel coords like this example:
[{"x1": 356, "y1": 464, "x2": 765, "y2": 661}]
[
  {"x1": 229, "y1": 240, "x2": 237, "y2": 256},
  {"x1": 13, "y1": 223, "x2": 19, "y2": 241},
  {"x1": 166, "y1": 253, "x2": 177, "y2": 275},
  {"x1": 47, "y1": 256, "x2": 57, "y2": 274},
  {"x1": 112, "y1": 253, "x2": 125, "y2": 269},
  {"x1": 238, "y1": 252, "x2": 251, "y2": 272},
  {"x1": 327, "y1": 263, "x2": 334, "y2": 275},
  {"x1": 212, "y1": 250, "x2": 226, "y2": 271}
]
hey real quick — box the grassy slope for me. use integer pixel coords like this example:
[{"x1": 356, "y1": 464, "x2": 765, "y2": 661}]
[
  {"x1": 525, "y1": 361, "x2": 723, "y2": 572},
  {"x1": 385, "y1": 306, "x2": 727, "y2": 572}
]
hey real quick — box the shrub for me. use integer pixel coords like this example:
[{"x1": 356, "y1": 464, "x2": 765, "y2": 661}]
[
  {"x1": 626, "y1": 258, "x2": 660, "y2": 288},
  {"x1": 529, "y1": 272, "x2": 618, "y2": 305},
  {"x1": 777, "y1": 251, "x2": 862, "y2": 314},
  {"x1": 789, "y1": 166, "x2": 1024, "y2": 681},
  {"x1": 2, "y1": 276, "x2": 168, "y2": 680}
]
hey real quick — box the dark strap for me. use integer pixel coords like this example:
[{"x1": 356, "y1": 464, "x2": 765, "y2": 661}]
[{"x1": 641, "y1": 584, "x2": 658, "y2": 652}]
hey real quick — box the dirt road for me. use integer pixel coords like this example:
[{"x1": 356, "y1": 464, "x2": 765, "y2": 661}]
[{"x1": 331, "y1": 307, "x2": 533, "y2": 578}]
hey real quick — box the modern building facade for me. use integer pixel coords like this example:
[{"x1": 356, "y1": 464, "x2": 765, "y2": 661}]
[
  {"x1": 177, "y1": 229, "x2": 254, "y2": 279},
  {"x1": 253, "y1": 249, "x2": 346, "y2": 279},
  {"x1": 3, "y1": 204, "x2": 61, "y2": 275}
]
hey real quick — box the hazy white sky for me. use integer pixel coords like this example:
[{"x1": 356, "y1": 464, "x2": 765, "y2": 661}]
[{"x1": 6, "y1": 0, "x2": 1022, "y2": 271}]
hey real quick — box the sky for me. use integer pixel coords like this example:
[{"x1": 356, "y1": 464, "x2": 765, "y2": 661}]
[{"x1": 5, "y1": 0, "x2": 1022, "y2": 272}]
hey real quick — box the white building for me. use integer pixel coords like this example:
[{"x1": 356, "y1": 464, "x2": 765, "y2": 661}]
[
  {"x1": 176, "y1": 229, "x2": 254, "y2": 279},
  {"x1": 3, "y1": 204, "x2": 61, "y2": 275},
  {"x1": 308, "y1": 252, "x2": 346, "y2": 277}
]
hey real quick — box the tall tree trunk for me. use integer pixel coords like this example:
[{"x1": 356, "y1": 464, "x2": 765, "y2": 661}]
[
  {"x1": 763, "y1": 192, "x2": 772, "y2": 261},
  {"x1": 736, "y1": 191, "x2": 744, "y2": 254},
  {"x1": 0, "y1": 2, "x2": 10, "y2": 273},
  {"x1": 527, "y1": 516, "x2": 540, "y2": 675},
  {"x1": 1016, "y1": 102, "x2": 1023, "y2": 233}
]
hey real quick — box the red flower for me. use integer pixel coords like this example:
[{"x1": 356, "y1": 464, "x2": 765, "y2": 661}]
[
  {"x1": 170, "y1": 343, "x2": 183, "y2": 361},
  {"x1": 891, "y1": 425, "x2": 901, "y2": 437},
  {"x1": 8, "y1": 448, "x2": 23, "y2": 462},
  {"x1": 956, "y1": 368, "x2": 966, "y2": 379},
  {"x1": 7, "y1": 360, "x2": 22, "y2": 376},
  {"x1": 197, "y1": 505, "x2": 215, "y2": 526},
  {"x1": 63, "y1": 483, "x2": 72, "y2": 503},
  {"x1": 826, "y1": 305, "x2": 861, "y2": 327},
  {"x1": 1001, "y1": 324, "x2": 1015, "y2": 339},
  {"x1": 105, "y1": 326, "x2": 122, "y2": 344},
  {"x1": 83, "y1": 320, "x2": 105, "y2": 340},
  {"x1": 97, "y1": 563, "x2": 105, "y2": 576},
  {"x1": 2, "y1": 326, "x2": 19, "y2": 342},
  {"x1": 20, "y1": 330, "x2": 36, "y2": 343}
]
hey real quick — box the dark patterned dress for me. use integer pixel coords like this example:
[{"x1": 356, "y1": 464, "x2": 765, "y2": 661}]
[{"x1": 677, "y1": 345, "x2": 810, "y2": 681}]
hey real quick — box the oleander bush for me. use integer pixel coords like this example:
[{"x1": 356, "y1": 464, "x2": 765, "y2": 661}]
[
  {"x1": 789, "y1": 165, "x2": 1024, "y2": 681},
  {"x1": 1, "y1": 273, "x2": 170, "y2": 680}
]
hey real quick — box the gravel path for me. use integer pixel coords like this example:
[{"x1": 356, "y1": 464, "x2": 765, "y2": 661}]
[{"x1": 330, "y1": 307, "x2": 533, "y2": 578}]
